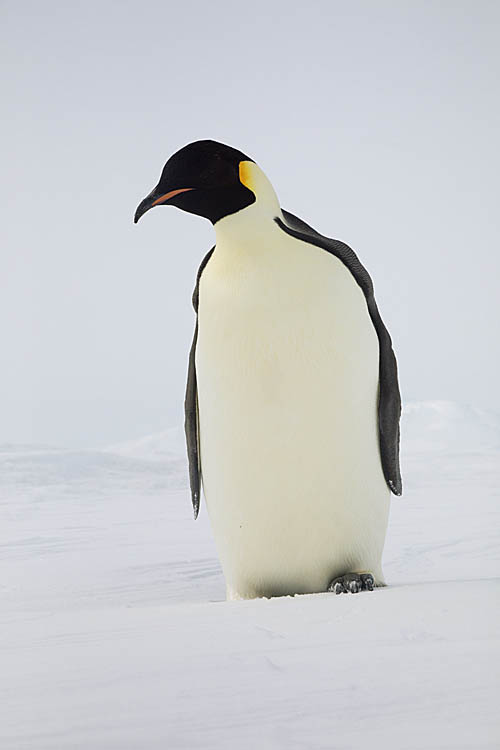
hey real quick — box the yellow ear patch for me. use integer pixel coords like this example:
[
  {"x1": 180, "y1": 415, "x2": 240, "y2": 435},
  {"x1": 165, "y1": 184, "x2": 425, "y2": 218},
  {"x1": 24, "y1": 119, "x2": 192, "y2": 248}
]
[{"x1": 239, "y1": 160, "x2": 256, "y2": 193}]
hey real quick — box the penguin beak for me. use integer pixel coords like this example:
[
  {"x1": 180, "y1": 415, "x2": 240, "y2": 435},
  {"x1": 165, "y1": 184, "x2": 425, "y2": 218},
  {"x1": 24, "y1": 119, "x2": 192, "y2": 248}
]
[{"x1": 134, "y1": 187, "x2": 194, "y2": 224}]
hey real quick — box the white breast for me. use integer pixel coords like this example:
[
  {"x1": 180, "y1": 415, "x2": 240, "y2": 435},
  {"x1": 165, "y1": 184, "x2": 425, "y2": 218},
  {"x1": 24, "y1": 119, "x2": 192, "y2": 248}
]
[{"x1": 196, "y1": 171, "x2": 390, "y2": 599}]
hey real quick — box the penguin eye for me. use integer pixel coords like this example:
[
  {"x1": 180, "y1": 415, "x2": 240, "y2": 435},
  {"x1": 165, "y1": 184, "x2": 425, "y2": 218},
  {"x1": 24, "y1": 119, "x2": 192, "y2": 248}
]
[{"x1": 198, "y1": 158, "x2": 237, "y2": 189}]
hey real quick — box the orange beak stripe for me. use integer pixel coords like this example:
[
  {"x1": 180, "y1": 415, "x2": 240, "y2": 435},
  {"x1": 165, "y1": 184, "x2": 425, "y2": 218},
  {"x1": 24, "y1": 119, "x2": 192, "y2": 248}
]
[{"x1": 152, "y1": 187, "x2": 194, "y2": 205}]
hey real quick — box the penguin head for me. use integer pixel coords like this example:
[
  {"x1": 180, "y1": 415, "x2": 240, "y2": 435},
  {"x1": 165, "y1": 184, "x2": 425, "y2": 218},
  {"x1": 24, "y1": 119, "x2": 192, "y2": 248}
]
[{"x1": 134, "y1": 140, "x2": 257, "y2": 225}]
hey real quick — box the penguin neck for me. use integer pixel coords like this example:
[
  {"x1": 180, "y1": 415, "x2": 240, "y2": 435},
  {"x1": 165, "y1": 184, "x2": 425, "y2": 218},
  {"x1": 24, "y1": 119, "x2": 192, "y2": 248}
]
[{"x1": 214, "y1": 162, "x2": 282, "y2": 248}]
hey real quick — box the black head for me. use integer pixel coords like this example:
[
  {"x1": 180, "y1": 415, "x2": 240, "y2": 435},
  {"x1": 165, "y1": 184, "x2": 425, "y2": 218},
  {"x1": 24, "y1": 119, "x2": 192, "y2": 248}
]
[{"x1": 134, "y1": 140, "x2": 256, "y2": 225}]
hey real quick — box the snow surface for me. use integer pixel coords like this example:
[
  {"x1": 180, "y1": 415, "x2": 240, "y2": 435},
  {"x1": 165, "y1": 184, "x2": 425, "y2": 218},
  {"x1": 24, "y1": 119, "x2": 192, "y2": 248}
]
[{"x1": 1, "y1": 401, "x2": 499, "y2": 749}]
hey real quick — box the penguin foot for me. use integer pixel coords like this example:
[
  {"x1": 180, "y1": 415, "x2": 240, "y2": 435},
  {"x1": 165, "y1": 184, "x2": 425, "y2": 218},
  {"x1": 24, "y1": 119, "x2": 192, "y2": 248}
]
[{"x1": 327, "y1": 573, "x2": 375, "y2": 595}]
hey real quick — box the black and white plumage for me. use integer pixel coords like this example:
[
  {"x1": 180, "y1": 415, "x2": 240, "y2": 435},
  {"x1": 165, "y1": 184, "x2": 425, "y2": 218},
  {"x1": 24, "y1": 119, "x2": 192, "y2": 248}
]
[{"x1": 135, "y1": 140, "x2": 402, "y2": 599}]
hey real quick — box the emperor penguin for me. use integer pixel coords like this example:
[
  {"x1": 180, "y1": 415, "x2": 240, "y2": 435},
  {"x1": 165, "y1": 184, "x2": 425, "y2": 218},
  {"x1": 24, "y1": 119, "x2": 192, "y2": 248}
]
[{"x1": 134, "y1": 140, "x2": 402, "y2": 600}]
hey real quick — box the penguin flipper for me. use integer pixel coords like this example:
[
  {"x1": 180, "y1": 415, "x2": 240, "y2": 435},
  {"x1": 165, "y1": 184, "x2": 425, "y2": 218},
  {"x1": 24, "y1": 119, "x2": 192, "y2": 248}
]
[
  {"x1": 277, "y1": 211, "x2": 402, "y2": 497},
  {"x1": 184, "y1": 246, "x2": 215, "y2": 518}
]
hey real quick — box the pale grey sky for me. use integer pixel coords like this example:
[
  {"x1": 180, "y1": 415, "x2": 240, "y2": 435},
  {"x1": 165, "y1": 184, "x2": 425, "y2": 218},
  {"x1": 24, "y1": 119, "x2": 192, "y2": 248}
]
[{"x1": 2, "y1": 0, "x2": 499, "y2": 447}]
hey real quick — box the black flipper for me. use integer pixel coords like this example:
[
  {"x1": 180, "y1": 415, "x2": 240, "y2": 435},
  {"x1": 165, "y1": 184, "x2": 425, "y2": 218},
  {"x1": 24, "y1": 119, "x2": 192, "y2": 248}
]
[
  {"x1": 277, "y1": 210, "x2": 402, "y2": 496},
  {"x1": 184, "y1": 247, "x2": 215, "y2": 518}
]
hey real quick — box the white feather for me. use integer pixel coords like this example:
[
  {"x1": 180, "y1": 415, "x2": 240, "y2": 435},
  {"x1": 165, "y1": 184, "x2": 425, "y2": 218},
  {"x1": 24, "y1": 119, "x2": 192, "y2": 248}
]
[{"x1": 196, "y1": 163, "x2": 390, "y2": 599}]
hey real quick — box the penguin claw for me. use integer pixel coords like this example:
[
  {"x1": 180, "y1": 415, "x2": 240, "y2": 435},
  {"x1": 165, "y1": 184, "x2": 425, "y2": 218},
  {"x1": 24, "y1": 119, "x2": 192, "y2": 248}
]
[
  {"x1": 328, "y1": 572, "x2": 375, "y2": 595},
  {"x1": 360, "y1": 573, "x2": 374, "y2": 591}
]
